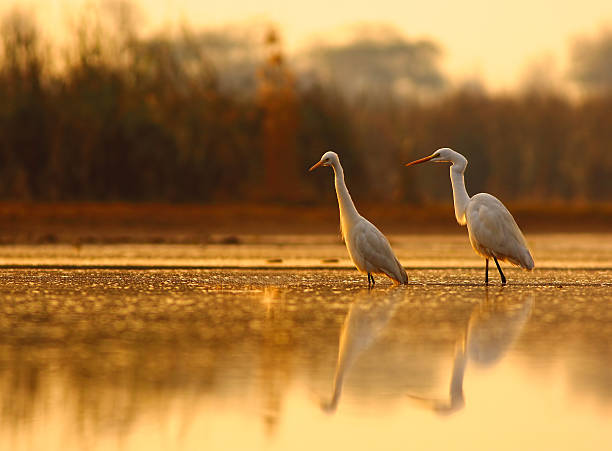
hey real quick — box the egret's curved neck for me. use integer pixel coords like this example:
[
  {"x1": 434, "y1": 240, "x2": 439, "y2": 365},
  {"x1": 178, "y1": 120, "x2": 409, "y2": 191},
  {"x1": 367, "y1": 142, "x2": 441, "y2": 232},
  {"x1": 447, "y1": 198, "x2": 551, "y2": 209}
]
[
  {"x1": 450, "y1": 162, "x2": 470, "y2": 225},
  {"x1": 332, "y1": 161, "x2": 360, "y2": 229}
]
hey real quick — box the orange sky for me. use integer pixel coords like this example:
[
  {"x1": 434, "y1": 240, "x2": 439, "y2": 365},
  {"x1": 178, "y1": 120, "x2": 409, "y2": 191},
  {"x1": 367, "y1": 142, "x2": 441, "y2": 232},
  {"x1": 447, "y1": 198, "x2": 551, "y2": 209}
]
[{"x1": 4, "y1": 0, "x2": 612, "y2": 91}]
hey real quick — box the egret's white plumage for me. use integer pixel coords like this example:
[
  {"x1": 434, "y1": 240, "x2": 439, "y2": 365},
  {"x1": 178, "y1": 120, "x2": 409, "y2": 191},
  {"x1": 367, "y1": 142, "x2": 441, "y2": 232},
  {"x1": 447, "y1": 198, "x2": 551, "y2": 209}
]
[
  {"x1": 310, "y1": 151, "x2": 408, "y2": 286},
  {"x1": 405, "y1": 147, "x2": 534, "y2": 284}
]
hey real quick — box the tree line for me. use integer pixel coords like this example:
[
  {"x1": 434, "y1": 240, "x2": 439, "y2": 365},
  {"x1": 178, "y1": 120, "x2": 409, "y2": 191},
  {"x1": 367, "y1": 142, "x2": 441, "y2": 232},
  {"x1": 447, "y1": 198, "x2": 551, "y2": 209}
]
[{"x1": 1, "y1": 7, "x2": 611, "y2": 204}]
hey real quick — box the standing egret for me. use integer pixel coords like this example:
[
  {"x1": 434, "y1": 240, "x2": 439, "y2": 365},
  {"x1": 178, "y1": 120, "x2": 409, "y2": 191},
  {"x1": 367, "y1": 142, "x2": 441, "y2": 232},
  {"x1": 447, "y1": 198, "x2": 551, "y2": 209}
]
[
  {"x1": 405, "y1": 148, "x2": 534, "y2": 284},
  {"x1": 310, "y1": 151, "x2": 408, "y2": 286}
]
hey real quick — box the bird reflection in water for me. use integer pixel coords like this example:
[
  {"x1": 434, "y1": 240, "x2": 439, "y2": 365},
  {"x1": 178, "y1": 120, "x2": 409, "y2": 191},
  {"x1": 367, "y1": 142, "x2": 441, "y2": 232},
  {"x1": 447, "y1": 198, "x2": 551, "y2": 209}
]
[
  {"x1": 322, "y1": 289, "x2": 533, "y2": 414},
  {"x1": 322, "y1": 288, "x2": 404, "y2": 413},
  {"x1": 407, "y1": 292, "x2": 533, "y2": 415},
  {"x1": 407, "y1": 335, "x2": 468, "y2": 415}
]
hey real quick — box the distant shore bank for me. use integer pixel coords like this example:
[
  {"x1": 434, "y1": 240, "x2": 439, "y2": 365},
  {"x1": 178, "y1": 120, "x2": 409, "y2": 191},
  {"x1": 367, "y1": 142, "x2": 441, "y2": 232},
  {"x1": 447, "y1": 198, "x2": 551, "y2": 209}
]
[{"x1": 0, "y1": 202, "x2": 610, "y2": 244}]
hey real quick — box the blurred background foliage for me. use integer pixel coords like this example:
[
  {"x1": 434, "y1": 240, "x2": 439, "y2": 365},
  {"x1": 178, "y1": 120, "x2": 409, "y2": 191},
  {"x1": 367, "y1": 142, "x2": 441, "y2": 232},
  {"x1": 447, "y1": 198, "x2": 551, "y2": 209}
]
[{"x1": 1, "y1": 3, "x2": 611, "y2": 204}]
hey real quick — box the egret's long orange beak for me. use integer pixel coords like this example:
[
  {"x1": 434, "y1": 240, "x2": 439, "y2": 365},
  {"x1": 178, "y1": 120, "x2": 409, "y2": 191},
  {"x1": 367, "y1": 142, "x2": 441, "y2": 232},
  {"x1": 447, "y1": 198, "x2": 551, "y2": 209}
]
[
  {"x1": 405, "y1": 154, "x2": 435, "y2": 167},
  {"x1": 309, "y1": 160, "x2": 325, "y2": 171}
]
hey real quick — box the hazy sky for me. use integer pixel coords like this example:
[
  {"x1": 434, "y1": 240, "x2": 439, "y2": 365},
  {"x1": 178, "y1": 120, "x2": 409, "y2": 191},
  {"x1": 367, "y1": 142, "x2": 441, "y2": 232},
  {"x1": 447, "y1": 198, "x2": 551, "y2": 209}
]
[{"x1": 4, "y1": 0, "x2": 612, "y2": 90}]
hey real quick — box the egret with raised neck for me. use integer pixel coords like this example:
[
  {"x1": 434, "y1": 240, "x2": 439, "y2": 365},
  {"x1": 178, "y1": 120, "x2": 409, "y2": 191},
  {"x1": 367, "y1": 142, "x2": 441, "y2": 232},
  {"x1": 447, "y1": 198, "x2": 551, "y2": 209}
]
[
  {"x1": 405, "y1": 147, "x2": 534, "y2": 285},
  {"x1": 310, "y1": 151, "x2": 408, "y2": 286}
]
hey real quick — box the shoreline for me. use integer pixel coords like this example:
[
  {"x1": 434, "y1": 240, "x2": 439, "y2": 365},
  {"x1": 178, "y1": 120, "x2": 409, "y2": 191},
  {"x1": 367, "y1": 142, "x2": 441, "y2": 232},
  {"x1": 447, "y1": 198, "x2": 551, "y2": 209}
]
[{"x1": 0, "y1": 202, "x2": 610, "y2": 244}]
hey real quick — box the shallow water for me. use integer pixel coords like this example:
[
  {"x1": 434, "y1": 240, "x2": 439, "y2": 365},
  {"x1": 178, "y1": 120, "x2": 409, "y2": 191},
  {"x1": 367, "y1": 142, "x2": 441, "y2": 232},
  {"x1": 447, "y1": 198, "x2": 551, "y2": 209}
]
[{"x1": 0, "y1": 236, "x2": 611, "y2": 450}]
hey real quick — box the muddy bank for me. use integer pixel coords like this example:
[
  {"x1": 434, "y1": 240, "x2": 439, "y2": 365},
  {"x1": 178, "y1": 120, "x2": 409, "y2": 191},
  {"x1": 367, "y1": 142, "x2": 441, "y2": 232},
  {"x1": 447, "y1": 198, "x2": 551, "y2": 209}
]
[{"x1": 0, "y1": 202, "x2": 610, "y2": 244}]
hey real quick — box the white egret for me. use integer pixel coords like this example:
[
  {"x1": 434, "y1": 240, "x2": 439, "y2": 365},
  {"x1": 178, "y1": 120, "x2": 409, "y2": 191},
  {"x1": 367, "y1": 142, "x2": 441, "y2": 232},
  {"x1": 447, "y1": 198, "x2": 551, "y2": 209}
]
[
  {"x1": 310, "y1": 151, "x2": 408, "y2": 286},
  {"x1": 405, "y1": 148, "x2": 534, "y2": 284}
]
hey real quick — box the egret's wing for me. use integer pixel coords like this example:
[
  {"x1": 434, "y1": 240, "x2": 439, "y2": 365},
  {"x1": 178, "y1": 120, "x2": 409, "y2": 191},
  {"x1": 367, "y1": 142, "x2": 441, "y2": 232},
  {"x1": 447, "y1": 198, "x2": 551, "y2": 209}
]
[
  {"x1": 354, "y1": 220, "x2": 407, "y2": 283},
  {"x1": 467, "y1": 194, "x2": 533, "y2": 268}
]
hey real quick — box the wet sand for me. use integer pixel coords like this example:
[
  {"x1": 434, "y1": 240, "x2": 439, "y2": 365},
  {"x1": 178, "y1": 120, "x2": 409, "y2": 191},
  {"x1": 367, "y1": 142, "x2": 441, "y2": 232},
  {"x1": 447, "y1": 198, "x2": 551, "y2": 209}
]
[{"x1": 0, "y1": 232, "x2": 611, "y2": 270}]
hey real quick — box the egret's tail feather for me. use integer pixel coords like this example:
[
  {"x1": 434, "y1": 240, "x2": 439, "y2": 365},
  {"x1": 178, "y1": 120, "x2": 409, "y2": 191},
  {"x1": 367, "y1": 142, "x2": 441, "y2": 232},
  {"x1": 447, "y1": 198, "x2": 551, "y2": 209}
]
[
  {"x1": 521, "y1": 250, "x2": 534, "y2": 271},
  {"x1": 506, "y1": 249, "x2": 534, "y2": 270},
  {"x1": 398, "y1": 266, "x2": 409, "y2": 284},
  {"x1": 383, "y1": 258, "x2": 408, "y2": 285}
]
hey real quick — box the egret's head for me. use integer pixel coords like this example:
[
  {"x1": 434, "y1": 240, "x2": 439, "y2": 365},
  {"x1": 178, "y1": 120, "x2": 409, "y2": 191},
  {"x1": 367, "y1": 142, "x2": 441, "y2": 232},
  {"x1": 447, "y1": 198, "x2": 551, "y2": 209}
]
[
  {"x1": 309, "y1": 151, "x2": 338, "y2": 171},
  {"x1": 405, "y1": 148, "x2": 465, "y2": 167}
]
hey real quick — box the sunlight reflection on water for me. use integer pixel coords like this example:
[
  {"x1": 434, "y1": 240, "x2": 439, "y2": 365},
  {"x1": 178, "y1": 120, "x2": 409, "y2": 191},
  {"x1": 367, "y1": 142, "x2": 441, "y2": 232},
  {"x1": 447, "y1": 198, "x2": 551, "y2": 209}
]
[{"x1": 0, "y1": 236, "x2": 611, "y2": 450}]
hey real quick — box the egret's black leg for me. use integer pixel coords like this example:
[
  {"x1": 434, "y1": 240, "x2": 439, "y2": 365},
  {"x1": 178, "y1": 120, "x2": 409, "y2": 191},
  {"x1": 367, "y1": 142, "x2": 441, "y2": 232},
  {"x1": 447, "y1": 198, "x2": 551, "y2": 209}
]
[
  {"x1": 367, "y1": 273, "x2": 375, "y2": 287},
  {"x1": 493, "y1": 257, "x2": 506, "y2": 285},
  {"x1": 485, "y1": 259, "x2": 489, "y2": 285}
]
